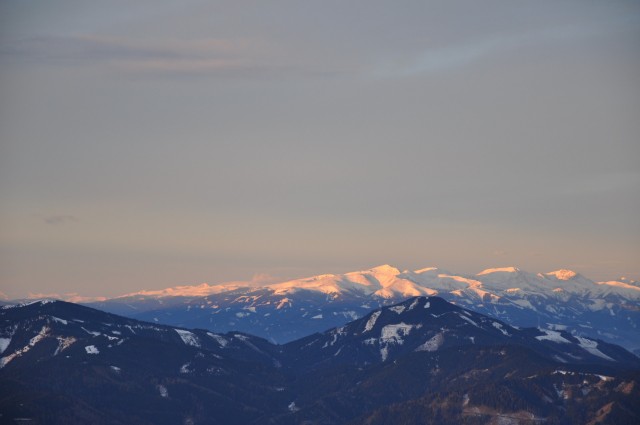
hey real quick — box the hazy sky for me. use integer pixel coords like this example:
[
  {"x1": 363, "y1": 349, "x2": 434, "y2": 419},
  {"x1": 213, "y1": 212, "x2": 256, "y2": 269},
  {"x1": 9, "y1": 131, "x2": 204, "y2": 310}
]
[{"x1": 1, "y1": 0, "x2": 639, "y2": 299}]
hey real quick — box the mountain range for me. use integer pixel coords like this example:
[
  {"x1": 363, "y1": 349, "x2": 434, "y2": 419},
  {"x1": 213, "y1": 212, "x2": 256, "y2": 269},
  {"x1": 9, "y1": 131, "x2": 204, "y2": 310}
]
[
  {"x1": 1, "y1": 296, "x2": 639, "y2": 424},
  {"x1": 85, "y1": 265, "x2": 640, "y2": 351}
]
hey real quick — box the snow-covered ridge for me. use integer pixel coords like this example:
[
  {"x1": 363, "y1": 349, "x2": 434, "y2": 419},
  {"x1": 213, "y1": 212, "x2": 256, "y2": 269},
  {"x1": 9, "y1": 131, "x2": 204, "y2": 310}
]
[
  {"x1": 73, "y1": 265, "x2": 639, "y2": 302},
  {"x1": 255, "y1": 265, "x2": 639, "y2": 301},
  {"x1": 2, "y1": 299, "x2": 58, "y2": 309},
  {"x1": 258, "y1": 264, "x2": 437, "y2": 299},
  {"x1": 121, "y1": 283, "x2": 244, "y2": 298},
  {"x1": 597, "y1": 280, "x2": 640, "y2": 291}
]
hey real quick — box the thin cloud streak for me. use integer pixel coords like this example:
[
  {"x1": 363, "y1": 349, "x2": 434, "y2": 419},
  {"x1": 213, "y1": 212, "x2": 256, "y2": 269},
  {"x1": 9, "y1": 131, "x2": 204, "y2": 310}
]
[
  {"x1": 0, "y1": 35, "x2": 274, "y2": 76},
  {"x1": 1, "y1": 35, "x2": 256, "y2": 60},
  {"x1": 0, "y1": 34, "x2": 353, "y2": 79},
  {"x1": 43, "y1": 215, "x2": 79, "y2": 225},
  {"x1": 10, "y1": 22, "x2": 625, "y2": 80},
  {"x1": 379, "y1": 17, "x2": 640, "y2": 77}
]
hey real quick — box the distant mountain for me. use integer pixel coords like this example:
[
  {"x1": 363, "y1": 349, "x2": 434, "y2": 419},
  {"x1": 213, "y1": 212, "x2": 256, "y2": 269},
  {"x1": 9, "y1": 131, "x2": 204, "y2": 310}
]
[
  {"x1": 1, "y1": 297, "x2": 639, "y2": 424},
  {"x1": 283, "y1": 296, "x2": 639, "y2": 370},
  {"x1": 86, "y1": 265, "x2": 640, "y2": 350}
]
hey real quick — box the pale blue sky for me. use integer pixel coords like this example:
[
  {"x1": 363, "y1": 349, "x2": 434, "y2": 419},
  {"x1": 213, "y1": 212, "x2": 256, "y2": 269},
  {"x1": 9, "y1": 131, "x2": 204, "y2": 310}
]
[{"x1": 1, "y1": 1, "x2": 639, "y2": 298}]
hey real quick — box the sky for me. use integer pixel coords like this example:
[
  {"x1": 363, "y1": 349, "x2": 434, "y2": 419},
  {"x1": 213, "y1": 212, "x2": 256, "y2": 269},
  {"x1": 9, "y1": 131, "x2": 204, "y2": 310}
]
[{"x1": 1, "y1": 0, "x2": 639, "y2": 299}]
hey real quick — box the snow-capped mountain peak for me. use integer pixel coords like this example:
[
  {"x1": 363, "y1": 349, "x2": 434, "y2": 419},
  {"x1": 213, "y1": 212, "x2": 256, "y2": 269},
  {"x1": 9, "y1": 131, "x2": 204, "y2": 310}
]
[
  {"x1": 545, "y1": 269, "x2": 579, "y2": 281},
  {"x1": 476, "y1": 266, "x2": 520, "y2": 276},
  {"x1": 265, "y1": 264, "x2": 436, "y2": 299},
  {"x1": 269, "y1": 274, "x2": 344, "y2": 296},
  {"x1": 102, "y1": 265, "x2": 639, "y2": 304},
  {"x1": 366, "y1": 264, "x2": 402, "y2": 275}
]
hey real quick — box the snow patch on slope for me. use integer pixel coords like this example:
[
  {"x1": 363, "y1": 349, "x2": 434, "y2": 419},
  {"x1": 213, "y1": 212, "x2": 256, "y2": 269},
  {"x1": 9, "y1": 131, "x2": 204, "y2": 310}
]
[
  {"x1": 408, "y1": 298, "x2": 420, "y2": 311},
  {"x1": 389, "y1": 305, "x2": 406, "y2": 314},
  {"x1": 175, "y1": 329, "x2": 200, "y2": 347},
  {"x1": 492, "y1": 321, "x2": 510, "y2": 336},
  {"x1": 49, "y1": 316, "x2": 68, "y2": 325},
  {"x1": 0, "y1": 326, "x2": 49, "y2": 368},
  {"x1": 54, "y1": 336, "x2": 76, "y2": 355},
  {"x1": 379, "y1": 322, "x2": 415, "y2": 361},
  {"x1": 415, "y1": 332, "x2": 444, "y2": 352},
  {"x1": 457, "y1": 313, "x2": 479, "y2": 327},
  {"x1": 207, "y1": 332, "x2": 228, "y2": 348},
  {"x1": 535, "y1": 329, "x2": 571, "y2": 344},
  {"x1": 85, "y1": 345, "x2": 99, "y2": 354},
  {"x1": 574, "y1": 336, "x2": 615, "y2": 361},
  {"x1": 288, "y1": 401, "x2": 299, "y2": 412},
  {"x1": 0, "y1": 338, "x2": 10, "y2": 354},
  {"x1": 364, "y1": 311, "x2": 381, "y2": 333},
  {"x1": 157, "y1": 384, "x2": 169, "y2": 398},
  {"x1": 380, "y1": 323, "x2": 414, "y2": 344},
  {"x1": 81, "y1": 327, "x2": 101, "y2": 337},
  {"x1": 276, "y1": 298, "x2": 292, "y2": 309}
]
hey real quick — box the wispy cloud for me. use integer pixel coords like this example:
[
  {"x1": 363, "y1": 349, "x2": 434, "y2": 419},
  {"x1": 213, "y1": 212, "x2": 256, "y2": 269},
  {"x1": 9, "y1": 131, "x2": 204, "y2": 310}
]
[
  {"x1": 0, "y1": 34, "x2": 283, "y2": 77},
  {"x1": 1, "y1": 35, "x2": 252, "y2": 61},
  {"x1": 0, "y1": 33, "x2": 364, "y2": 79},
  {"x1": 43, "y1": 215, "x2": 79, "y2": 225},
  {"x1": 378, "y1": 17, "x2": 639, "y2": 77}
]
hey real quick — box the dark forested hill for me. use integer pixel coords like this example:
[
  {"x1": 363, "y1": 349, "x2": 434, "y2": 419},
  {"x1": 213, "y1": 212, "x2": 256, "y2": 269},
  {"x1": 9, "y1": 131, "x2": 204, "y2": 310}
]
[{"x1": 1, "y1": 297, "x2": 639, "y2": 424}]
